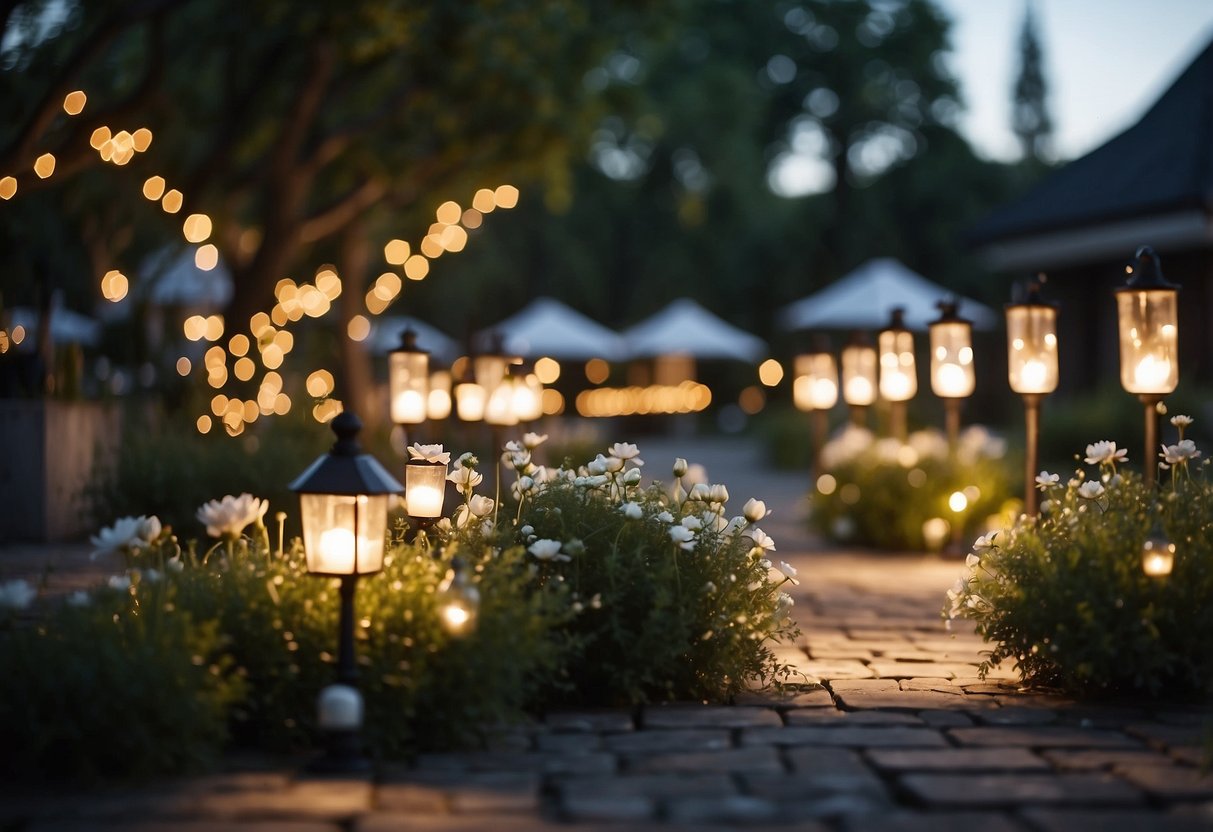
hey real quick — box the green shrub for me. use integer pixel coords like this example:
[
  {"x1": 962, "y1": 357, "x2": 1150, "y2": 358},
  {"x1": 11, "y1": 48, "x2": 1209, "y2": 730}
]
[
  {"x1": 0, "y1": 577, "x2": 242, "y2": 783},
  {"x1": 808, "y1": 425, "x2": 1017, "y2": 550},
  {"x1": 948, "y1": 421, "x2": 1213, "y2": 696}
]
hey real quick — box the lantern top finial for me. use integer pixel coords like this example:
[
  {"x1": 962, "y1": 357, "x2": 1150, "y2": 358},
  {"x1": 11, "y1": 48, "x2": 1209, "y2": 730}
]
[
  {"x1": 394, "y1": 327, "x2": 428, "y2": 355},
  {"x1": 1121, "y1": 245, "x2": 1180, "y2": 291},
  {"x1": 329, "y1": 411, "x2": 362, "y2": 456},
  {"x1": 885, "y1": 307, "x2": 907, "y2": 330},
  {"x1": 932, "y1": 298, "x2": 970, "y2": 326}
]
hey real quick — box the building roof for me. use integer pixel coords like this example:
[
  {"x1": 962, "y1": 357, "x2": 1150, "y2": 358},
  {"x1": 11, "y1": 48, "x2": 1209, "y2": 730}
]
[{"x1": 968, "y1": 37, "x2": 1213, "y2": 268}]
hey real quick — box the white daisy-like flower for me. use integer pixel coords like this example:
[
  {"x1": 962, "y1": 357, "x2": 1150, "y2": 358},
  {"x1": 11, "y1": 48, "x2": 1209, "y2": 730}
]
[
  {"x1": 965, "y1": 553, "x2": 981, "y2": 569},
  {"x1": 776, "y1": 561, "x2": 799, "y2": 586},
  {"x1": 196, "y1": 494, "x2": 268, "y2": 539},
  {"x1": 744, "y1": 527, "x2": 776, "y2": 552},
  {"x1": 0, "y1": 579, "x2": 36, "y2": 610},
  {"x1": 1160, "y1": 439, "x2": 1201, "y2": 465},
  {"x1": 1170, "y1": 414, "x2": 1194, "y2": 429},
  {"x1": 1035, "y1": 471, "x2": 1060, "y2": 490},
  {"x1": 608, "y1": 442, "x2": 643, "y2": 465},
  {"x1": 407, "y1": 443, "x2": 450, "y2": 465},
  {"x1": 1084, "y1": 441, "x2": 1127, "y2": 466},
  {"x1": 972, "y1": 533, "x2": 997, "y2": 553},
  {"x1": 656, "y1": 511, "x2": 675, "y2": 524},
  {"x1": 522, "y1": 432, "x2": 548, "y2": 449},
  {"x1": 620, "y1": 502, "x2": 643, "y2": 520},
  {"x1": 743, "y1": 498, "x2": 768, "y2": 523},
  {"x1": 448, "y1": 464, "x2": 484, "y2": 494},
  {"x1": 708, "y1": 484, "x2": 729, "y2": 504},
  {"x1": 668, "y1": 525, "x2": 696, "y2": 549},
  {"x1": 528, "y1": 539, "x2": 570, "y2": 562},
  {"x1": 1077, "y1": 481, "x2": 1106, "y2": 500},
  {"x1": 680, "y1": 515, "x2": 703, "y2": 531}
]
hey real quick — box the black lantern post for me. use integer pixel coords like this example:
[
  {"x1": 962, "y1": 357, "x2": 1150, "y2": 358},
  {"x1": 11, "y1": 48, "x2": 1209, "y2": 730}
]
[
  {"x1": 929, "y1": 300, "x2": 975, "y2": 448},
  {"x1": 1115, "y1": 246, "x2": 1179, "y2": 489},
  {"x1": 289, "y1": 411, "x2": 403, "y2": 771},
  {"x1": 878, "y1": 307, "x2": 917, "y2": 441},
  {"x1": 1006, "y1": 279, "x2": 1059, "y2": 516}
]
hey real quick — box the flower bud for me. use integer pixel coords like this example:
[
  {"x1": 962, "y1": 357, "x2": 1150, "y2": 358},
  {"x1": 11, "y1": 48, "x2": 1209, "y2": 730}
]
[
  {"x1": 743, "y1": 498, "x2": 767, "y2": 523},
  {"x1": 673, "y1": 458, "x2": 689, "y2": 477}
]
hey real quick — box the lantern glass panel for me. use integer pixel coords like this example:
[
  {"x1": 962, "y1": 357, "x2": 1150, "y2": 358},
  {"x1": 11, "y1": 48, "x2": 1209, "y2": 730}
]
[
  {"x1": 299, "y1": 493, "x2": 387, "y2": 575},
  {"x1": 389, "y1": 351, "x2": 429, "y2": 424},
  {"x1": 1116, "y1": 289, "x2": 1178, "y2": 394},
  {"x1": 878, "y1": 329, "x2": 917, "y2": 402},
  {"x1": 473, "y1": 354, "x2": 509, "y2": 390},
  {"x1": 405, "y1": 461, "x2": 447, "y2": 518},
  {"x1": 841, "y1": 345, "x2": 877, "y2": 406},
  {"x1": 485, "y1": 378, "x2": 519, "y2": 426},
  {"x1": 427, "y1": 371, "x2": 452, "y2": 420},
  {"x1": 793, "y1": 353, "x2": 838, "y2": 411},
  {"x1": 1006, "y1": 304, "x2": 1058, "y2": 394},
  {"x1": 454, "y1": 382, "x2": 486, "y2": 421},
  {"x1": 929, "y1": 320, "x2": 975, "y2": 398}
]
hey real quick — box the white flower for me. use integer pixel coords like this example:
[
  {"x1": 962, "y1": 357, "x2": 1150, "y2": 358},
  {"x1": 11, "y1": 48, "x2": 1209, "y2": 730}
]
[
  {"x1": 668, "y1": 525, "x2": 696, "y2": 549},
  {"x1": 708, "y1": 484, "x2": 729, "y2": 504},
  {"x1": 1160, "y1": 439, "x2": 1201, "y2": 465},
  {"x1": 723, "y1": 516, "x2": 746, "y2": 537},
  {"x1": 775, "y1": 592, "x2": 795, "y2": 619},
  {"x1": 456, "y1": 452, "x2": 479, "y2": 468},
  {"x1": 702, "y1": 510, "x2": 729, "y2": 533},
  {"x1": 586, "y1": 454, "x2": 610, "y2": 475},
  {"x1": 972, "y1": 533, "x2": 997, "y2": 552},
  {"x1": 528, "y1": 539, "x2": 570, "y2": 562},
  {"x1": 196, "y1": 493, "x2": 268, "y2": 539},
  {"x1": 0, "y1": 579, "x2": 36, "y2": 610},
  {"x1": 620, "y1": 502, "x2": 643, "y2": 520},
  {"x1": 574, "y1": 474, "x2": 609, "y2": 488},
  {"x1": 407, "y1": 443, "x2": 450, "y2": 465},
  {"x1": 608, "y1": 443, "x2": 643, "y2": 465},
  {"x1": 503, "y1": 449, "x2": 531, "y2": 470},
  {"x1": 522, "y1": 432, "x2": 548, "y2": 449},
  {"x1": 656, "y1": 510, "x2": 675, "y2": 524},
  {"x1": 965, "y1": 553, "x2": 981, "y2": 569},
  {"x1": 703, "y1": 581, "x2": 717, "y2": 594},
  {"x1": 743, "y1": 498, "x2": 768, "y2": 523},
  {"x1": 621, "y1": 468, "x2": 643, "y2": 486},
  {"x1": 137, "y1": 515, "x2": 162, "y2": 544},
  {"x1": 108, "y1": 575, "x2": 132, "y2": 591},
  {"x1": 1084, "y1": 441, "x2": 1127, "y2": 466},
  {"x1": 687, "y1": 483, "x2": 710, "y2": 502},
  {"x1": 520, "y1": 524, "x2": 534, "y2": 536},
  {"x1": 745, "y1": 527, "x2": 776, "y2": 552},
  {"x1": 468, "y1": 494, "x2": 495, "y2": 518},
  {"x1": 1170, "y1": 414, "x2": 1194, "y2": 428},
  {"x1": 672, "y1": 458, "x2": 688, "y2": 477},
  {"x1": 1078, "y1": 481, "x2": 1106, "y2": 500},
  {"x1": 90, "y1": 516, "x2": 145, "y2": 559},
  {"x1": 1035, "y1": 471, "x2": 1060, "y2": 490},
  {"x1": 448, "y1": 464, "x2": 484, "y2": 494},
  {"x1": 776, "y1": 561, "x2": 799, "y2": 586},
  {"x1": 680, "y1": 515, "x2": 703, "y2": 531}
]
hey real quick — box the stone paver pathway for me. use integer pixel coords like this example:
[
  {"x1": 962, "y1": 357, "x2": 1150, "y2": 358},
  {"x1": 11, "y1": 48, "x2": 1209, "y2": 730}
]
[{"x1": 2, "y1": 436, "x2": 1211, "y2": 830}]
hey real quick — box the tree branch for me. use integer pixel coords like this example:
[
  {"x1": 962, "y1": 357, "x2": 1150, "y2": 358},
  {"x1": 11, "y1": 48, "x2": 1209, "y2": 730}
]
[{"x1": 298, "y1": 177, "x2": 388, "y2": 244}]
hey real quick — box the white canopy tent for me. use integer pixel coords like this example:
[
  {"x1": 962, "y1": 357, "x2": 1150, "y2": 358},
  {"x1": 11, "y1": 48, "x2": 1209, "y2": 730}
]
[
  {"x1": 8, "y1": 304, "x2": 101, "y2": 346},
  {"x1": 778, "y1": 258, "x2": 998, "y2": 332},
  {"x1": 141, "y1": 247, "x2": 234, "y2": 310},
  {"x1": 621, "y1": 298, "x2": 766, "y2": 362},
  {"x1": 370, "y1": 315, "x2": 460, "y2": 364},
  {"x1": 476, "y1": 296, "x2": 626, "y2": 360}
]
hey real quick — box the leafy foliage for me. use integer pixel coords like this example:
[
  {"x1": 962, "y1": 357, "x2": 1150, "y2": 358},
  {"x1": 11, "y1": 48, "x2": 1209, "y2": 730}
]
[
  {"x1": 948, "y1": 426, "x2": 1213, "y2": 695},
  {"x1": 809, "y1": 424, "x2": 1016, "y2": 550}
]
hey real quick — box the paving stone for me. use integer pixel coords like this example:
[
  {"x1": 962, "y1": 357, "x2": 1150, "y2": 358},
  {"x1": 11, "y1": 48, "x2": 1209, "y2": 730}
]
[
  {"x1": 1167, "y1": 747, "x2": 1209, "y2": 765},
  {"x1": 360, "y1": 815, "x2": 564, "y2": 832},
  {"x1": 806, "y1": 647, "x2": 875, "y2": 661},
  {"x1": 918, "y1": 710, "x2": 976, "y2": 728},
  {"x1": 1020, "y1": 808, "x2": 1213, "y2": 832},
  {"x1": 375, "y1": 782, "x2": 449, "y2": 813},
  {"x1": 602, "y1": 729, "x2": 731, "y2": 754},
  {"x1": 866, "y1": 748, "x2": 1049, "y2": 772},
  {"x1": 642, "y1": 704, "x2": 783, "y2": 729},
  {"x1": 783, "y1": 747, "x2": 872, "y2": 777},
  {"x1": 835, "y1": 688, "x2": 974, "y2": 711},
  {"x1": 626, "y1": 745, "x2": 784, "y2": 775},
  {"x1": 1126, "y1": 722, "x2": 1205, "y2": 750},
  {"x1": 734, "y1": 686, "x2": 835, "y2": 709},
  {"x1": 534, "y1": 731, "x2": 604, "y2": 753},
  {"x1": 948, "y1": 726, "x2": 1143, "y2": 749},
  {"x1": 1116, "y1": 764, "x2": 1213, "y2": 799},
  {"x1": 828, "y1": 679, "x2": 900, "y2": 693},
  {"x1": 867, "y1": 661, "x2": 981, "y2": 680},
  {"x1": 960, "y1": 682, "x2": 1023, "y2": 696},
  {"x1": 195, "y1": 779, "x2": 373, "y2": 820},
  {"x1": 545, "y1": 710, "x2": 634, "y2": 733},
  {"x1": 739, "y1": 770, "x2": 888, "y2": 800},
  {"x1": 559, "y1": 793, "x2": 655, "y2": 823},
  {"x1": 898, "y1": 677, "x2": 961, "y2": 693},
  {"x1": 554, "y1": 773, "x2": 736, "y2": 801},
  {"x1": 974, "y1": 706, "x2": 1060, "y2": 726},
  {"x1": 1039, "y1": 749, "x2": 1173, "y2": 771},
  {"x1": 664, "y1": 795, "x2": 781, "y2": 825},
  {"x1": 840, "y1": 811, "x2": 1028, "y2": 832},
  {"x1": 744, "y1": 725, "x2": 947, "y2": 748},
  {"x1": 899, "y1": 773, "x2": 1142, "y2": 807},
  {"x1": 779, "y1": 792, "x2": 892, "y2": 819},
  {"x1": 803, "y1": 659, "x2": 876, "y2": 679},
  {"x1": 418, "y1": 749, "x2": 615, "y2": 777},
  {"x1": 444, "y1": 772, "x2": 541, "y2": 813},
  {"x1": 784, "y1": 709, "x2": 923, "y2": 726}
]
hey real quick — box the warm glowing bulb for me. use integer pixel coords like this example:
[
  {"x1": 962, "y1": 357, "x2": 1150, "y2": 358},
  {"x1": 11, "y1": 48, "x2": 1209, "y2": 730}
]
[
  {"x1": 948, "y1": 491, "x2": 968, "y2": 513},
  {"x1": 317, "y1": 528, "x2": 357, "y2": 573},
  {"x1": 1021, "y1": 359, "x2": 1047, "y2": 391}
]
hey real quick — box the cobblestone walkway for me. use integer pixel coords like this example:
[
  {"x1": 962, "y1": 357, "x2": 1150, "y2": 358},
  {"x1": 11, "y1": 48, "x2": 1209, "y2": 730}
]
[{"x1": 3, "y1": 437, "x2": 1212, "y2": 830}]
